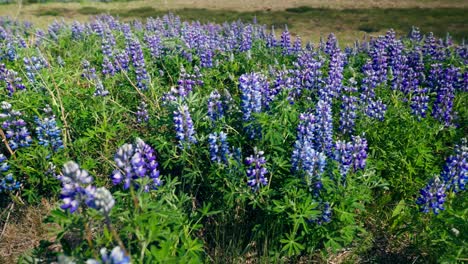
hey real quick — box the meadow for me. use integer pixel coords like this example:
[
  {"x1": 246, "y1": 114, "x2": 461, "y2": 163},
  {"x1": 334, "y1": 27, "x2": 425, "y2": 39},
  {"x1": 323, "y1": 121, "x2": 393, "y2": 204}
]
[{"x1": 0, "y1": 1, "x2": 467, "y2": 263}]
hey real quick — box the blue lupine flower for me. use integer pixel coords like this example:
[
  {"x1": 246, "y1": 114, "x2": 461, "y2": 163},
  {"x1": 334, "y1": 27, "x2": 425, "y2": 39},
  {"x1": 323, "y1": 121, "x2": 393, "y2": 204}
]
[
  {"x1": 246, "y1": 148, "x2": 268, "y2": 191},
  {"x1": 0, "y1": 154, "x2": 20, "y2": 193},
  {"x1": 315, "y1": 202, "x2": 332, "y2": 225},
  {"x1": 410, "y1": 87, "x2": 429, "y2": 119},
  {"x1": 87, "y1": 187, "x2": 115, "y2": 216},
  {"x1": 351, "y1": 135, "x2": 368, "y2": 171},
  {"x1": 35, "y1": 105, "x2": 64, "y2": 153},
  {"x1": 0, "y1": 101, "x2": 32, "y2": 150},
  {"x1": 208, "y1": 132, "x2": 231, "y2": 165},
  {"x1": 86, "y1": 246, "x2": 131, "y2": 264},
  {"x1": 112, "y1": 138, "x2": 161, "y2": 191},
  {"x1": 144, "y1": 33, "x2": 163, "y2": 59},
  {"x1": 136, "y1": 101, "x2": 149, "y2": 123},
  {"x1": 0, "y1": 64, "x2": 25, "y2": 96},
  {"x1": 441, "y1": 138, "x2": 467, "y2": 193},
  {"x1": 432, "y1": 66, "x2": 457, "y2": 126},
  {"x1": 239, "y1": 72, "x2": 270, "y2": 138},
  {"x1": 173, "y1": 104, "x2": 197, "y2": 147},
  {"x1": 280, "y1": 26, "x2": 291, "y2": 55},
  {"x1": 59, "y1": 161, "x2": 94, "y2": 213},
  {"x1": 339, "y1": 83, "x2": 358, "y2": 135},
  {"x1": 315, "y1": 99, "x2": 333, "y2": 155},
  {"x1": 126, "y1": 37, "x2": 150, "y2": 90},
  {"x1": 334, "y1": 140, "x2": 353, "y2": 182},
  {"x1": 207, "y1": 90, "x2": 226, "y2": 123},
  {"x1": 416, "y1": 176, "x2": 446, "y2": 215}
]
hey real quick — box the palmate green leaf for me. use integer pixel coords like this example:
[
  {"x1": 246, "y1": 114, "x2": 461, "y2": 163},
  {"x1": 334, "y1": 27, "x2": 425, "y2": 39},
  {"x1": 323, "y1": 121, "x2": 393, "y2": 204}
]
[{"x1": 280, "y1": 233, "x2": 305, "y2": 256}]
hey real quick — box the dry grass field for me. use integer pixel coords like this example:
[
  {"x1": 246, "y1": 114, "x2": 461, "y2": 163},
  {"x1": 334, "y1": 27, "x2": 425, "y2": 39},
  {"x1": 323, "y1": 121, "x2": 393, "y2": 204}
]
[{"x1": 0, "y1": 0, "x2": 467, "y2": 44}]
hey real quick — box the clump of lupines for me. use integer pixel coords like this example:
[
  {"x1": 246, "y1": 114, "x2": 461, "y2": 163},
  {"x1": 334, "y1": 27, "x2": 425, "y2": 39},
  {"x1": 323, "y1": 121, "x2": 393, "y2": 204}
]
[
  {"x1": 208, "y1": 132, "x2": 231, "y2": 165},
  {"x1": 291, "y1": 112, "x2": 327, "y2": 192},
  {"x1": 416, "y1": 176, "x2": 447, "y2": 215},
  {"x1": 0, "y1": 154, "x2": 20, "y2": 193},
  {"x1": 112, "y1": 138, "x2": 161, "y2": 191},
  {"x1": 0, "y1": 101, "x2": 32, "y2": 150},
  {"x1": 35, "y1": 105, "x2": 64, "y2": 153},
  {"x1": 416, "y1": 139, "x2": 466, "y2": 214},
  {"x1": 136, "y1": 101, "x2": 149, "y2": 123},
  {"x1": 23, "y1": 55, "x2": 48, "y2": 84},
  {"x1": 239, "y1": 72, "x2": 270, "y2": 138},
  {"x1": 173, "y1": 104, "x2": 197, "y2": 147},
  {"x1": 246, "y1": 148, "x2": 268, "y2": 191},
  {"x1": 0, "y1": 64, "x2": 25, "y2": 96},
  {"x1": 59, "y1": 161, "x2": 94, "y2": 213}
]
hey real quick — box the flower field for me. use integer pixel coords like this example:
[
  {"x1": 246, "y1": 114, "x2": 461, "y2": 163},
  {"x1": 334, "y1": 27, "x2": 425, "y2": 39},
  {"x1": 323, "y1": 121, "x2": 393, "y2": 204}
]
[{"x1": 0, "y1": 13, "x2": 466, "y2": 263}]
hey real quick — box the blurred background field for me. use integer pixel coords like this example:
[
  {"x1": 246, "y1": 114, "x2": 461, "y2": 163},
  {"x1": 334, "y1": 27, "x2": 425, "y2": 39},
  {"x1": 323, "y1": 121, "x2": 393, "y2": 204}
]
[{"x1": 0, "y1": 0, "x2": 467, "y2": 44}]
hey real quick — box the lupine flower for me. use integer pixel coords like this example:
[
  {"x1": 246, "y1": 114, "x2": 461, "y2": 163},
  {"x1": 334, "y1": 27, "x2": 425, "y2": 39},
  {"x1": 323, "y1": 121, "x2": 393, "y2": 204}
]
[
  {"x1": 440, "y1": 138, "x2": 467, "y2": 193},
  {"x1": 82, "y1": 60, "x2": 109, "y2": 96},
  {"x1": 136, "y1": 101, "x2": 149, "y2": 123},
  {"x1": 246, "y1": 148, "x2": 268, "y2": 191},
  {"x1": 410, "y1": 87, "x2": 429, "y2": 119},
  {"x1": 350, "y1": 135, "x2": 367, "y2": 171},
  {"x1": 208, "y1": 131, "x2": 231, "y2": 165},
  {"x1": 35, "y1": 105, "x2": 64, "y2": 153},
  {"x1": 239, "y1": 72, "x2": 270, "y2": 138},
  {"x1": 23, "y1": 56, "x2": 48, "y2": 84},
  {"x1": 365, "y1": 100, "x2": 387, "y2": 121},
  {"x1": 112, "y1": 138, "x2": 161, "y2": 191},
  {"x1": 324, "y1": 33, "x2": 338, "y2": 56},
  {"x1": 321, "y1": 46, "x2": 344, "y2": 100},
  {"x1": 280, "y1": 26, "x2": 291, "y2": 55},
  {"x1": 315, "y1": 202, "x2": 332, "y2": 225},
  {"x1": 0, "y1": 64, "x2": 25, "y2": 96},
  {"x1": 59, "y1": 161, "x2": 94, "y2": 213},
  {"x1": 173, "y1": 104, "x2": 197, "y2": 147},
  {"x1": 0, "y1": 101, "x2": 32, "y2": 150},
  {"x1": 144, "y1": 33, "x2": 163, "y2": 59},
  {"x1": 339, "y1": 83, "x2": 358, "y2": 135},
  {"x1": 334, "y1": 140, "x2": 353, "y2": 182},
  {"x1": 87, "y1": 187, "x2": 115, "y2": 216},
  {"x1": 0, "y1": 154, "x2": 20, "y2": 193},
  {"x1": 86, "y1": 246, "x2": 131, "y2": 264},
  {"x1": 416, "y1": 176, "x2": 446, "y2": 214},
  {"x1": 432, "y1": 66, "x2": 457, "y2": 126},
  {"x1": 71, "y1": 21, "x2": 85, "y2": 40},
  {"x1": 314, "y1": 99, "x2": 333, "y2": 155},
  {"x1": 240, "y1": 25, "x2": 252, "y2": 52},
  {"x1": 127, "y1": 37, "x2": 150, "y2": 90}
]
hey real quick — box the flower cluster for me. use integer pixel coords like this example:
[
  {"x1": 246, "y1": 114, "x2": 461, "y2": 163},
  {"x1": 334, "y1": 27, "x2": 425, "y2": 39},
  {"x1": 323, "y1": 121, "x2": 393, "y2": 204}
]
[
  {"x1": 136, "y1": 101, "x2": 149, "y2": 123},
  {"x1": 417, "y1": 139, "x2": 467, "y2": 214},
  {"x1": 59, "y1": 161, "x2": 95, "y2": 213},
  {"x1": 0, "y1": 154, "x2": 20, "y2": 193},
  {"x1": 246, "y1": 148, "x2": 268, "y2": 191},
  {"x1": 35, "y1": 105, "x2": 64, "y2": 153},
  {"x1": 0, "y1": 101, "x2": 32, "y2": 150},
  {"x1": 82, "y1": 60, "x2": 110, "y2": 96},
  {"x1": 173, "y1": 104, "x2": 197, "y2": 148},
  {"x1": 339, "y1": 83, "x2": 358, "y2": 135},
  {"x1": 208, "y1": 132, "x2": 231, "y2": 165},
  {"x1": 86, "y1": 246, "x2": 131, "y2": 264},
  {"x1": 23, "y1": 56, "x2": 48, "y2": 84},
  {"x1": 112, "y1": 138, "x2": 161, "y2": 191},
  {"x1": 0, "y1": 64, "x2": 25, "y2": 96},
  {"x1": 432, "y1": 66, "x2": 457, "y2": 126}
]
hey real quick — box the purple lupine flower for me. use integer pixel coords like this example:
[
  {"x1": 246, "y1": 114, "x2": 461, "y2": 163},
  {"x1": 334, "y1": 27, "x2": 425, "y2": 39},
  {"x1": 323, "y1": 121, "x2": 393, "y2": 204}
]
[
  {"x1": 199, "y1": 45, "x2": 214, "y2": 68},
  {"x1": 369, "y1": 37, "x2": 388, "y2": 85},
  {"x1": 291, "y1": 112, "x2": 327, "y2": 192},
  {"x1": 82, "y1": 60, "x2": 109, "y2": 96},
  {"x1": 426, "y1": 63, "x2": 443, "y2": 93},
  {"x1": 173, "y1": 104, "x2": 197, "y2": 147},
  {"x1": 23, "y1": 56, "x2": 48, "y2": 84},
  {"x1": 334, "y1": 140, "x2": 353, "y2": 182},
  {"x1": 208, "y1": 131, "x2": 231, "y2": 165},
  {"x1": 0, "y1": 64, "x2": 25, "y2": 96},
  {"x1": 416, "y1": 176, "x2": 446, "y2": 215},
  {"x1": 112, "y1": 138, "x2": 161, "y2": 191},
  {"x1": 266, "y1": 26, "x2": 276, "y2": 48},
  {"x1": 409, "y1": 26, "x2": 422, "y2": 43},
  {"x1": 207, "y1": 90, "x2": 224, "y2": 122},
  {"x1": 35, "y1": 105, "x2": 64, "y2": 153},
  {"x1": 351, "y1": 135, "x2": 368, "y2": 171},
  {"x1": 59, "y1": 161, "x2": 94, "y2": 213},
  {"x1": 114, "y1": 50, "x2": 130, "y2": 72},
  {"x1": 127, "y1": 37, "x2": 150, "y2": 90},
  {"x1": 440, "y1": 138, "x2": 467, "y2": 193},
  {"x1": 86, "y1": 187, "x2": 115, "y2": 216},
  {"x1": 410, "y1": 87, "x2": 429, "y2": 119},
  {"x1": 71, "y1": 21, "x2": 85, "y2": 40},
  {"x1": 423, "y1": 32, "x2": 446, "y2": 62},
  {"x1": 280, "y1": 26, "x2": 291, "y2": 55},
  {"x1": 0, "y1": 101, "x2": 32, "y2": 150},
  {"x1": 144, "y1": 33, "x2": 162, "y2": 59},
  {"x1": 240, "y1": 25, "x2": 253, "y2": 52},
  {"x1": 0, "y1": 154, "x2": 20, "y2": 193},
  {"x1": 321, "y1": 44, "x2": 344, "y2": 100},
  {"x1": 339, "y1": 82, "x2": 358, "y2": 135},
  {"x1": 315, "y1": 99, "x2": 333, "y2": 155},
  {"x1": 432, "y1": 66, "x2": 457, "y2": 126},
  {"x1": 292, "y1": 36, "x2": 302, "y2": 54},
  {"x1": 324, "y1": 33, "x2": 338, "y2": 56},
  {"x1": 315, "y1": 202, "x2": 332, "y2": 225},
  {"x1": 102, "y1": 56, "x2": 116, "y2": 76},
  {"x1": 246, "y1": 148, "x2": 268, "y2": 191},
  {"x1": 136, "y1": 101, "x2": 149, "y2": 123},
  {"x1": 239, "y1": 72, "x2": 270, "y2": 138}
]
